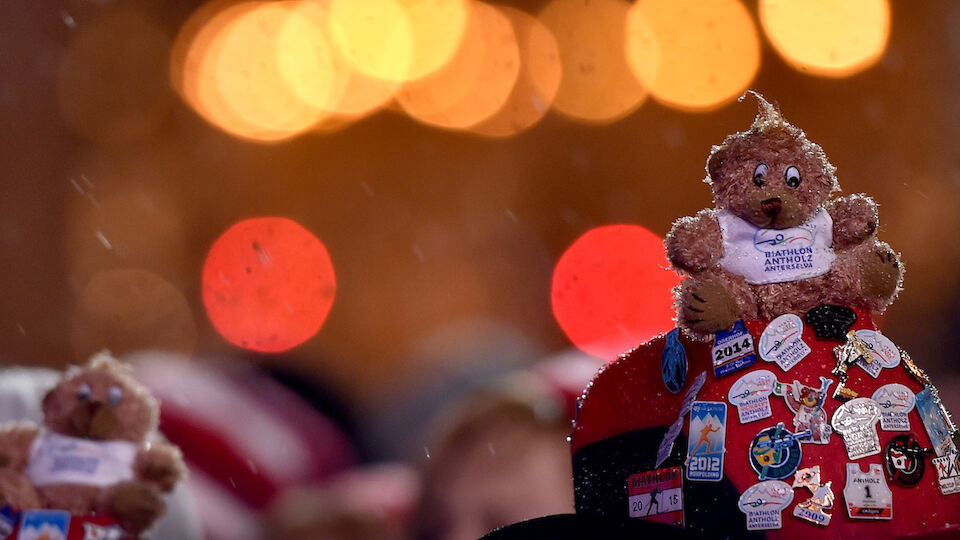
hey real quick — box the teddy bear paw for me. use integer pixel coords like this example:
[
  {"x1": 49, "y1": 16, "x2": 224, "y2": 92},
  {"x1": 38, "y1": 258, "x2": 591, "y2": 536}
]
[
  {"x1": 103, "y1": 481, "x2": 165, "y2": 535},
  {"x1": 0, "y1": 469, "x2": 41, "y2": 510},
  {"x1": 680, "y1": 280, "x2": 741, "y2": 335},
  {"x1": 859, "y1": 246, "x2": 902, "y2": 300}
]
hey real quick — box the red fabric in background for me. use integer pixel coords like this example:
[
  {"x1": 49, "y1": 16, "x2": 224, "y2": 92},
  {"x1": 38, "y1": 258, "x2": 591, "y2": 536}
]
[{"x1": 573, "y1": 308, "x2": 960, "y2": 539}]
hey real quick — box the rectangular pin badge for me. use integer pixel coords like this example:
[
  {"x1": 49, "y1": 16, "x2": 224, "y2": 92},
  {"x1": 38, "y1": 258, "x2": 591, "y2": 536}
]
[
  {"x1": 627, "y1": 466, "x2": 683, "y2": 527},
  {"x1": 712, "y1": 321, "x2": 757, "y2": 377},
  {"x1": 686, "y1": 401, "x2": 727, "y2": 482}
]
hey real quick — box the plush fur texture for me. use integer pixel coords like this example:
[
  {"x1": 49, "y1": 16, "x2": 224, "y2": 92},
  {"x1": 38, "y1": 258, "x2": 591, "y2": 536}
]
[
  {"x1": 0, "y1": 353, "x2": 185, "y2": 535},
  {"x1": 666, "y1": 93, "x2": 903, "y2": 339}
]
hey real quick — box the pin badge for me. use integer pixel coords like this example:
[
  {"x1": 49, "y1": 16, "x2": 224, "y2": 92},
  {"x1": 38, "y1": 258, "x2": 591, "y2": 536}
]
[
  {"x1": 749, "y1": 422, "x2": 809, "y2": 480},
  {"x1": 916, "y1": 387, "x2": 958, "y2": 458},
  {"x1": 791, "y1": 466, "x2": 834, "y2": 526},
  {"x1": 774, "y1": 377, "x2": 833, "y2": 444},
  {"x1": 661, "y1": 328, "x2": 688, "y2": 394},
  {"x1": 712, "y1": 320, "x2": 757, "y2": 377},
  {"x1": 831, "y1": 398, "x2": 882, "y2": 460},
  {"x1": 656, "y1": 371, "x2": 706, "y2": 469},
  {"x1": 627, "y1": 466, "x2": 684, "y2": 526},
  {"x1": 932, "y1": 451, "x2": 960, "y2": 495},
  {"x1": 0, "y1": 505, "x2": 18, "y2": 538},
  {"x1": 686, "y1": 401, "x2": 726, "y2": 482},
  {"x1": 843, "y1": 463, "x2": 893, "y2": 519},
  {"x1": 759, "y1": 314, "x2": 811, "y2": 372},
  {"x1": 728, "y1": 370, "x2": 776, "y2": 424},
  {"x1": 872, "y1": 384, "x2": 916, "y2": 431},
  {"x1": 831, "y1": 330, "x2": 874, "y2": 400},
  {"x1": 804, "y1": 305, "x2": 857, "y2": 340},
  {"x1": 17, "y1": 510, "x2": 71, "y2": 540},
  {"x1": 884, "y1": 434, "x2": 931, "y2": 488},
  {"x1": 738, "y1": 480, "x2": 793, "y2": 531},
  {"x1": 854, "y1": 330, "x2": 901, "y2": 378}
]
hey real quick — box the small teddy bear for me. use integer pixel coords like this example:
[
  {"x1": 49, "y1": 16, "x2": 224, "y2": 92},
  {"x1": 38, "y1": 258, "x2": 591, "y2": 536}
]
[
  {"x1": 0, "y1": 352, "x2": 185, "y2": 536},
  {"x1": 666, "y1": 92, "x2": 903, "y2": 339}
]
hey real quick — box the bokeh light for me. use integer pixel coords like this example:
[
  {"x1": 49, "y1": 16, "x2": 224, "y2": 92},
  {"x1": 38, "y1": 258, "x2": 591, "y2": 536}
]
[
  {"x1": 202, "y1": 217, "x2": 336, "y2": 353},
  {"x1": 398, "y1": 1, "x2": 520, "y2": 130},
  {"x1": 471, "y1": 7, "x2": 562, "y2": 137},
  {"x1": 551, "y1": 225, "x2": 681, "y2": 360},
  {"x1": 759, "y1": 0, "x2": 890, "y2": 77},
  {"x1": 625, "y1": 0, "x2": 760, "y2": 112},
  {"x1": 397, "y1": 0, "x2": 472, "y2": 81},
  {"x1": 72, "y1": 269, "x2": 197, "y2": 361},
  {"x1": 538, "y1": 0, "x2": 646, "y2": 123},
  {"x1": 327, "y1": 0, "x2": 414, "y2": 81},
  {"x1": 58, "y1": 9, "x2": 172, "y2": 144}
]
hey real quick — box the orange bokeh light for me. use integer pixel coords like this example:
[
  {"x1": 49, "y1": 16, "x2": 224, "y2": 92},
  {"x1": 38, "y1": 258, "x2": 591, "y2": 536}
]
[
  {"x1": 625, "y1": 0, "x2": 760, "y2": 112},
  {"x1": 538, "y1": 0, "x2": 646, "y2": 123},
  {"x1": 471, "y1": 6, "x2": 562, "y2": 137},
  {"x1": 397, "y1": 0, "x2": 472, "y2": 81},
  {"x1": 552, "y1": 225, "x2": 681, "y2": 360},
  {"x1": 327, "y1": 0, "x2": 413, "y2": 81},
  {"x1": 759, "y1": 0, "x2": 890, "y2": 78},
  {"x1": 202, "y1": 217, "x2": 336, "y2": 353}
]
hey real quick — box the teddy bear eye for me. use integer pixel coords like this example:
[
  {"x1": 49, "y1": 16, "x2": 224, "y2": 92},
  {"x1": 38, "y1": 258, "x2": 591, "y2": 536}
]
[
  {"x1": 77, "y1": 384, "x2": 91, "y2": 402},
  {"x1": 785, "y1": 165, "x2": 801, "y2": 188},
  {"x1": 108, "y1": 386, "x2": 123, "y2": 406},
  {"x1": 753, "y1": 163, "x2": 768, "y2": 187}
]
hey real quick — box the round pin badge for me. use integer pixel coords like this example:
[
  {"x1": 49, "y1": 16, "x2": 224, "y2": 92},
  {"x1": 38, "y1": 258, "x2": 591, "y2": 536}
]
[
  {"x1": 759, "y1": 314, "x2": 810, "y2": 372},
  {"x1": 857, "y1": 329, "x2": 901, "y2": 369},
  {"x1": 749, "y1": 422, "x2": 806, "y2": 481},
  {"x1": 884, "y1": 434, "x2": 930, "y2": 487}
]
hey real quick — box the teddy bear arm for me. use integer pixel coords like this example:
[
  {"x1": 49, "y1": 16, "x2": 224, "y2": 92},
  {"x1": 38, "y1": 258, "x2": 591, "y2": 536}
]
[
  {"x1": 666, "y1": 211, "x2": 723, "y2": 273},
  {"x1": 135, "y1": 443, "x2": 186, "y2": 493},
  {"x1": 827, "y1": 194, "x2": 878, "y2": 249},
  {"x1": 98, "y1": 481, "x2": 166, "y2": 535},
  {"x1": 0, "y1": 423, "x2": 40, "y2": 471},
  {"x1": 676, "y1": 270, "x2": 756, "y2": 340}
]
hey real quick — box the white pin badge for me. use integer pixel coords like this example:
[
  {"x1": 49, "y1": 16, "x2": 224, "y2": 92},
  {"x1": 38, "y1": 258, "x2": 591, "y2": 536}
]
[
  {"x1": 832, "y1": 398, "x2": 882, "y2": 460},
  {"x1": 738, "y1": 480, "x2": 793, "y2": 531},
  {"x1": 728, "y1": 370, "x2": 776, "y2": 424},
  {"x1": 872, "y1": 384, "x2": 916, "y2": 432},
  {"x1": 843, "y1": 463, "x2": 892, "y2": 519},
  {"x1": 855, "y1": 329, "x2": 901, "y2": 378},
  {"x1": 759, "y1": 314, "x2": 811, "y2": 372}
]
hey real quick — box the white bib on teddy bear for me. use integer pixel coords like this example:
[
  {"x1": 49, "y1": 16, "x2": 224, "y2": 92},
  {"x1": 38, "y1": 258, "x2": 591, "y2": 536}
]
[
  {"x1": 25, "y1": 430, "x2": 136, "y2": 487},
  {"x1": 717, "y1": 208, "x2": 835, "y2": 285}
]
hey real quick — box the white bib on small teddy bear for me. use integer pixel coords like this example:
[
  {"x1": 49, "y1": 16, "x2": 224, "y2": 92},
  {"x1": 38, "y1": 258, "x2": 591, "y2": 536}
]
[
  {"x1": 717, "y1": 208, "x2": 835, "y2": 285},
  {"x1": 25, "y1": 430, "x2": 137, "y2": 487}
]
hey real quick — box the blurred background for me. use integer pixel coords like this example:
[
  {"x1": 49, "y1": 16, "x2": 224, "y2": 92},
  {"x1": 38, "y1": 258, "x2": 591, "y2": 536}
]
[{"x1": 2, "y1": 0, "x2": 960, "y2": 538}]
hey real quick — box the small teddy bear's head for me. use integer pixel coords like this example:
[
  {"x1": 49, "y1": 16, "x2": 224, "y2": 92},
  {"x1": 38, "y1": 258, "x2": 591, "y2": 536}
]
[
  {"x1": 42, "y1": 352, "x2": 158, "y2": 443},
  {"x1": 706, "y1": 92, "x2": 838, "y2": 229}
]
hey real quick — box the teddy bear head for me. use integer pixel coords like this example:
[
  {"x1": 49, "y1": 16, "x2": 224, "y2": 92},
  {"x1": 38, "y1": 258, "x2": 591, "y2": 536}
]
[
  {"x1": 41, "y1": 352, "x2": 158, "y2": 443},
  {"x1": 706, "y1": 93, "x2": 839, "y2": 229}
]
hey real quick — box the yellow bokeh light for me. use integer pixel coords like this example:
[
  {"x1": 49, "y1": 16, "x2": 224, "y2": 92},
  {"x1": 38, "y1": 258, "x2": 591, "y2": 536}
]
[
  {"x1": 397, "y1": 0, "x2": 472, "y2": 81},
  {"x1": 471, "y1": 7, "x2": 562, "y2": 137},
  {"x1": 275, "y1": 0, "x2": 349, "y2": 114},
  {"x1": 538, "y1": 0, "x2": 646, "y2": 123},
  {"x1": 327, "y1": 0, "x2": 414, "y2": 81},
  {"x1": 397, "y1": 1, "x2": 520, "y2": 130},
  {"x1": 625, "y1": 0, "x2": 760, "y2": 112},
  {"x1": 759, "y1": 0, "x2": 890, "y2": 77}
]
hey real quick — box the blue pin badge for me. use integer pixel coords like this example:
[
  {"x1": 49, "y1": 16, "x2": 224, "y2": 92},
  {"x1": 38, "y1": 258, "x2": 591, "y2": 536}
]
[{"x1": 662, "y1": 328, "x2": 687, "y2": 394}]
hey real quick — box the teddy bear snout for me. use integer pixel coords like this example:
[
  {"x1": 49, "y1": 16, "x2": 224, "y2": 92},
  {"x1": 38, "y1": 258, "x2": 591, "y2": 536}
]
[
  {"x1": 69, "y1": 400, "x2": 120, "y2": 440},
  {"x1": 761, "y1": 197, "x2": 783, "y2": 217}
]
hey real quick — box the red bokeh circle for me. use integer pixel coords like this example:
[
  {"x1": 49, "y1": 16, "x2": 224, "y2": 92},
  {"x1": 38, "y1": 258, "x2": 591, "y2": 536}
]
[
  {"x1": 202, "y1": 217, "x2": 336, "y2": 352},
  {"x1": 551, "y1": 225, "x2": 681, "y2": 360}
]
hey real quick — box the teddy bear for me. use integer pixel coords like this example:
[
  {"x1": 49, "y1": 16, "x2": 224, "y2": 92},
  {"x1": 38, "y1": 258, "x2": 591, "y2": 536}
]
[
  {"x1": 0, "y1": 352, "x2": 185, "y2": 536},
  {"x1": 665, "y1": 92, "x2": 903, "y2": 339}
]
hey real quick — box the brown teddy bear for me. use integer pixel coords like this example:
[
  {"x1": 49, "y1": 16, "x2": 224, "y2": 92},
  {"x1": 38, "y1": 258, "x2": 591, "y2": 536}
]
[
  {"x1": 666, "y1": 92, "x2": 903, "y2": 339},
  {"x1": 0, "y1": 352, "x2": 185, "y2": 536}
]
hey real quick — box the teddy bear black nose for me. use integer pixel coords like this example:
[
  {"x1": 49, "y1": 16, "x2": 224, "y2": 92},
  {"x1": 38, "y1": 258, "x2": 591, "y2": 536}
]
[{"x1": 761, "y1": 197, "x2": 782, "y2": 217}]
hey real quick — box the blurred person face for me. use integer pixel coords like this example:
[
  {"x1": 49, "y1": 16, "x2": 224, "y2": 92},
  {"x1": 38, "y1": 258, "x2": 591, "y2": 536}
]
[{"x1": 420, "y1": 412, "x2": 574, "y2": 540}]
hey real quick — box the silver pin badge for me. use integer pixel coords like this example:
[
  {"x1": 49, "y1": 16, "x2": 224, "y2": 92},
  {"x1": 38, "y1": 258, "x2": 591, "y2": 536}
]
[
  {"x1": 872, "y1": 383, "x2": 916, "y2": 432},
  {"x1": 738, "y1": 480, "x2": 793, "y2": 531},
  {"x1": 831, "y1": 398, "x2": 882, "y2": 460},
  {"x1": 759, "y1": 314, "x2": 811, "y2": 372},
  {"x1": 728, "y1": 370, "x2": 776, "y2": 424}
]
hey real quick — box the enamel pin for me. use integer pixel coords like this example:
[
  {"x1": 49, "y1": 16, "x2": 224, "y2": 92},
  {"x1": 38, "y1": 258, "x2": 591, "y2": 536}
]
[
  {"x1": 831, "y1": 398, "x2": 882, "y2": 460},
  {"x1": 872, "y1": 383, "x2": 916, "y2": 431},
  {"x1": 916, "y1": 387, "x2": 957, "y2": 457},
  {"x1": 656, "y1": 371, "x2": 706, "y2": 469},
  {"x1": 661, "y1": 328, "x2": 688, "y2": 394},
  {"x1": 737, "y1": 480, "x2": 793, "y2": 531},
  {"x1": 774, "y1": 377, "x2": 833, "y2": 444},
  {"x1": 686, "y1": 401, "x2": 726, "y2": 482},
  {"x1": 791, "y1": 466, "x2": 834, "y2": 526},
  {"x1": 712, "y1": 320, "x2": 757, "y2": 377},
  {"x1": 854, "y1": 329, "x2": 901, "y2": 378},
  {"x1": 759, "y1": 314, "x2": 810, "y2": 372},
  {"x1": 627, "y1": 467, "x2": 683, "y2": 526},
  {"x1": 728, "y1": 370, "x2": 776, "y2": 424},
  {"x1": 749, "y1": 422, "x2": 809, "y2": 481},
  {"x1": 831, "y1": 330, "x2": 874, "y2": 400},
  {"x1": 884, "y1": 434, "x2": 931, "y2": 487},
  {"x1": 932, "y1": 451, "x2": 960, "y2": 495},
  {"x1": 843, "y1": 463, "x2": 892, "y2": 519}
]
